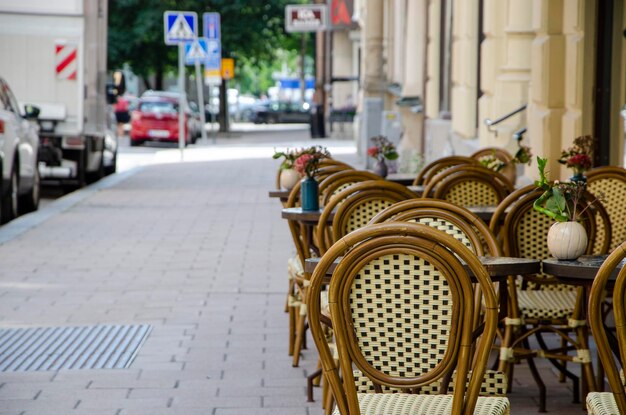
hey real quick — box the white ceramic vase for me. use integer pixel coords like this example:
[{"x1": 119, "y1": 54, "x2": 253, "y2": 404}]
[
  {"x1": 547, "y1": 221, "x2": 587, "y2": 260},
  {"x1": 280, "y1": 168, "x2": 301, "y2": 190}
]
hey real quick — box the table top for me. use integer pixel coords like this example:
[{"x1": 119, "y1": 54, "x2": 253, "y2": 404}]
[
  {"x1": 305, "y1": 255, "x2": 540, "y2": 278},
  {"x1": 269, "y1": 189, "x2": 291, "y2": 201},
  {"x1": 385, "y1": 173, "x2": 416, "y2": 186},
  {"x1": 281, "y1": 207, "x2": 333, "y2": 223},
  {"x1": 271, "y1": 184, "x2": 425, "y2": 202},
  {"x1": 543, "y1": 255, "x2": 625, "y2": 284},
  {"x1": 282, "y1": 204, "x2": 496, "y2": 225}
]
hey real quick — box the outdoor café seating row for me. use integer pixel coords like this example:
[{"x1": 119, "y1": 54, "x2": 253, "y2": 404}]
[{"x1": 271, "y1": 155, "x2": 626, "y2": 414}]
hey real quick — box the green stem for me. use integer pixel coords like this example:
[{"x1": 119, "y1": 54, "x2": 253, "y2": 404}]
[{"x1": 533, "y1": 190, "x2": 569, "y2": 222}]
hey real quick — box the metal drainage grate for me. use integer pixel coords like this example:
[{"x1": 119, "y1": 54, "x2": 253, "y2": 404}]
[{"x1": 0, "y1": 324, "x2": 151, "y2": 372}]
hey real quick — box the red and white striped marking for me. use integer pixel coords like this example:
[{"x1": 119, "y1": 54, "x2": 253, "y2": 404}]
[{"x1": 55, "y1": 43, "x2": 77, "y2": 80}]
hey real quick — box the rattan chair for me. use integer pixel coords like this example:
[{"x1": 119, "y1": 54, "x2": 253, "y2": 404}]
[
  {"x1": 318, "y1": 158, "x2": 354, "y2": 170},
  {"x1": 471, "y1": 147, "x2": 516, "y2": 185},
  {"x1": 413, "y1": 155, "x2": 478, "y2": 186},
  {"x1": 318, "y1": 170, "x2": 381, "y2": 206},
  {"x1": 587, "y1": 166, "x2": 626, "y2": 253},
  {"x1": 587, "y1": 241, "x2": 626, "y2": 414},
  {"x1": 315, "y1": 180, "x2": 417, "y2": 255},
  {"x1": 291, "y1": 180, "x2": 416, "y2": 368},
  {"x1": 423, "y1": 165, "x2": 514, "y2": 208},
  {"x1": 489, "y1": 185, "x2": 610, "y2": 412},
  {"x1": 284, "y1": 164, "x2": 353, "y2": 363},
  {"x1": 308, "y1": 222, "x2": 510, "y2": 414}
]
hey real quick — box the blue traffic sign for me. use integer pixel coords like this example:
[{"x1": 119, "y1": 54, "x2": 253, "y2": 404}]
[
  {"x1": 185, "y1": 39, "x2": 210, "y2": 65},
  {"x1": 205, "y1": 39, "x2": 221, "y2": 70},
  {"x1": 164, "y1": 11, "x2": 198, "y2": 45},
  {"x1": 203, "y1": 13, "x2": 221, "y2": 40}
]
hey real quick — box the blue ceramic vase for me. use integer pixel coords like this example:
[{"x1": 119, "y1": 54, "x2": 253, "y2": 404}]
[
  {"x1": 570, "y1": 172, "x2": 587, "y2": 184},
  {"x1": 301, "y1": 176, "x2": 319, "y2": 211},
  {"x1": 373, "y1": 159, "x2": 388, "y2": 178}
]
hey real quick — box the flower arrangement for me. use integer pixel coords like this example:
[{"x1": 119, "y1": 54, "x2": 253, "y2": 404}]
[
  {"x1": 533, "y1": 157, "x2": 602, "y2": 222},
  {"x1": 558, "y1": 135, "x2": 594, "y2": 175},
  {"x1": 478, "y1": 151, "x2": 507, "y2": 172},
  {"x1": 367, "y1": 136, "x2": 399, "y2": 162},
  {"x1": 272, "y1": 148, "x2": 301, "y2": 170},
  {"x1": 292, "y1": 146, "x2": 331, "y2": 178},
  {"x1": 513, "y1": 142, "x2": 532, "y2": 165}
]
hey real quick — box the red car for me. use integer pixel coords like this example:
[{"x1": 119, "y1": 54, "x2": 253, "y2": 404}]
[{"x1": 130, "y1": 96, "x2": 193, "y2": 146}]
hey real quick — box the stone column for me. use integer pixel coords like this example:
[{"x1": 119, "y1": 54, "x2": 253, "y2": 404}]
[
  {"x1": 450, "y1": 0, "x2": 479, "y2": 139},
  {"x1": 400, "y1": 0, "x2": 427, "y2": 152},
  {"x1": 527, "y1": 0, "x2": 567, "y2": 179},
  {"x1": 361, "y1": 0, "x2": 385, "y2": 98},
  {"x1": 478, "y1": 0, "x2": 533, "y2": 151}
]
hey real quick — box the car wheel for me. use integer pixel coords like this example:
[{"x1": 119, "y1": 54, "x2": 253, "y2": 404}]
[
  {"x1": 86, "y1": 150, "x2": 105, "y2": 184},
  {"x1": 104, "y1": 151, "x2": 117, "y2": 176},
  {"x1": 19, "y1": 165, "x2": 40, "y2": 214},
  {"x1": 130, "y1": 139, "x2": 142, "y2": 147},
  {"x1": 1, "y1": 164, "x2": 18, "y2": 224}
]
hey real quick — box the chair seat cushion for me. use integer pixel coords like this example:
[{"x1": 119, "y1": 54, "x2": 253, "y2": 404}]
[
  {"x1": 517, "y1": 290, "x2": 577, "y2": 320},
  {"x1": 586, "y1": 392, "x2": 619, "y2": 414},
  {"x1": 320, "y1": 291, "x2": 331, "y2": 318},
  {"x1": 332, "y1": 393, "x2": 510, "y2": 414},
  {"x1": 288, "y1": 255, "x2": 304, "y2": 279}
]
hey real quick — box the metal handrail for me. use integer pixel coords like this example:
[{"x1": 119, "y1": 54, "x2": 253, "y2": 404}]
[
  {"x1": 513, "y1": 127, "x2": 527, "y2": 141},
  {"x1": 484, "y1": 104, "x2": 527, "y2": 132}
]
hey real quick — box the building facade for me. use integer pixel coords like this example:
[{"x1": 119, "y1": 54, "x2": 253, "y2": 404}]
[{"x1": 337, "y1": 0, "x2": 626, "y2": 180}]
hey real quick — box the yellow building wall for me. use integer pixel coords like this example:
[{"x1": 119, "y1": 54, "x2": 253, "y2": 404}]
[
  {"x1": 451, "y1": 0, "x2": 478, "y2": 139},
  {"x1": 478, "y1": 0, "x2": 532, "y2": 154}
]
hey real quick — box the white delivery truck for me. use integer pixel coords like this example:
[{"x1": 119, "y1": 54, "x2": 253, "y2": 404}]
[{"x1": 0, "y1": 0, "x2": 117, "y2": 188}]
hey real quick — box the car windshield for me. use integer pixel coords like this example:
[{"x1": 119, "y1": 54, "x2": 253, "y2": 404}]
[{"x1": 139, "y1": 101, "x2": 177, "y2": 113}]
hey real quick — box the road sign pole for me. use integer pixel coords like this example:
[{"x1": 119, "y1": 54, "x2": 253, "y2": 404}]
[
  {"x1": 178, "y1": 42, "x2": 185, "y2": 157},
  {"x1": 195, "y1": 60, "x2": 208, "y2": 143},
  {"x1": 207, "y1": 85, "x2": 216, "y2": 144}
]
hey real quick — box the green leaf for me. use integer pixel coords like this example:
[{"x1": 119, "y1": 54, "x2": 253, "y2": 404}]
[{"x1": 552, "y1": 188, "x2": 566, "y2": 212}]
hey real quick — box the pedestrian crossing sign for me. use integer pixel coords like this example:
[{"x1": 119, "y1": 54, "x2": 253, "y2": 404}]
[
  {"x1": 164, "y1": 11, "x2": 198, "y2": 45},
  {"x1": 185, "y1": 39, "x2": 209, "y2": 65}
]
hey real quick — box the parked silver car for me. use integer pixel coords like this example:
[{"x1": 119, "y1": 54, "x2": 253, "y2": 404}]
[{"x1": 0, "y1": 77, "x2": 40, "y2": 223}]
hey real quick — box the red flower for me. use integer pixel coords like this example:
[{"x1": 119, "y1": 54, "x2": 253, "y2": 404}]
[
  {"x1": 293, "y1": 154, "x2": 314, "y2": 176},
  {"x1": 367, "y1": 146, "x2": 380, "y2": 158},
  {"x1": 566, "y1": 154, "x2": 592, "y2": 171}
]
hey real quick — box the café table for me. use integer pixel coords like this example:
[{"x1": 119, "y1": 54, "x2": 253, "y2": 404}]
[
  {"x1": 305, "y1": 255, "x2": 540, "y2": 283},
  {"x1": 268, "y1": 189, "x2": 291, "y2": 204},
  {"x1": 282, "y1": 205, "x2": 495, "y2": 225},
  {"x1": 385, "y1": 173, "x2": 416, "y2": 186},
  {"x1": 270, "y1": 184, "x2": 426, "y2": 204}
]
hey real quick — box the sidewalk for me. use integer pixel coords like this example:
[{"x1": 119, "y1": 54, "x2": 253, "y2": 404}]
[{"x1": 0, "y1": 132, "x2": 585, "y2": 414}]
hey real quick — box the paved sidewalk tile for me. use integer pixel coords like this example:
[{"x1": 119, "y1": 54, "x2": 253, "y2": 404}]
[{"x1": 0, "y1": 132, "x2": 595, "y2": 414}]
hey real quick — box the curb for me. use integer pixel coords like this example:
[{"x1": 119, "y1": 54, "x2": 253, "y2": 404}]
[{"x1": 0, "y1": 166, "x2": 143, "y2": 245}]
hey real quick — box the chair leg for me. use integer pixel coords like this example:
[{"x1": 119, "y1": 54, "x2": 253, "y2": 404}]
[
  {"x1": 534, "y1": 331, "x2": 581, "y2": 404},
  {"x1": 292, "y1": 309, "x2": 307, "y2": 367},
  {"x1": 323, "y1": 374, "x2": 335, "y2": 415},
  {"x1": 312, "y1": 358, "x2": 323, "y2": 386},
  {"x1": 285, "y1": 278, "x2": 295, "y2": 313},
  {"x1": 307, "y1": 367, "x2": 322, "y2": 402},
  {"x1": 559, "y1": 336, "x2": 567, "y2": 383},
  {"x1": 521, "y1": 336, "x2": 547, "y2": 413},
  {"x1": 288, "y1": 301, "x2": 296, "y2": 356}
]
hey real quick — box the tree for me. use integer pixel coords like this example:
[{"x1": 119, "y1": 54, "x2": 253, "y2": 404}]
[{"x1": 108, "y1": 0, "x2": 306, "y2": 89}]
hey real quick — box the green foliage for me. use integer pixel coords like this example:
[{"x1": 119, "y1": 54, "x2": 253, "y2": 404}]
[
  {"x1": 108, "y1": 0, "x2": 309, "y2": 88},
  {"x1": 533, "y1": 156, "x2": 594, "y2": 222}
]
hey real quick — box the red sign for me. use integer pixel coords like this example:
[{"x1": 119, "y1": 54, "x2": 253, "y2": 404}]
[{"x1": 330, "y1": 0, "x2": 355, "y2": 29}]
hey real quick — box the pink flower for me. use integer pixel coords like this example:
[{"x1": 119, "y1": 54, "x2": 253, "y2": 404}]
[
  {"x1": 293, "y1": 154, "x2": 313, "y2": 176},
  {"x1": 367, "y1": 146, "x2": 380, "y2": 158}
]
